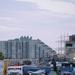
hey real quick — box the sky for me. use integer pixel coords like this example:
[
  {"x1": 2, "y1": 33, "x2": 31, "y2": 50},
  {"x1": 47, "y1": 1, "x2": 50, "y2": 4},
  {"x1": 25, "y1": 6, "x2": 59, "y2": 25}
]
[{"x1": 0, "y1": 0, "x2": 75, "y2": 53}]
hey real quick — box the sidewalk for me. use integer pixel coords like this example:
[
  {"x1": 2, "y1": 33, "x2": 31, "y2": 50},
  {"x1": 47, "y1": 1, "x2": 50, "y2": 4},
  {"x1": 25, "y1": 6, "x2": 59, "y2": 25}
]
[{"x1": 0, "y1": 68, "x2": 3, "y2": 75}]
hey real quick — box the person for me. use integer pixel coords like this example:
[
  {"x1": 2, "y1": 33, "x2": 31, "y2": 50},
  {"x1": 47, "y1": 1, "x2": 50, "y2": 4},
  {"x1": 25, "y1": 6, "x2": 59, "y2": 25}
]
[
  {"x1": 45, "y1": 72, "x2": 48, "y2": 75},
  {"x1": 52, "y1": 58, "x2": 57, "y2": 72},
  {"x1": 57, "y1": 62, "x2": 61, "y2": 74},
  {"x1": 49, "y1": 68, "x2": 57, "y2": 75},
  {"x1": 50, "y1": 61, "x2": 53, "y2": 67}
]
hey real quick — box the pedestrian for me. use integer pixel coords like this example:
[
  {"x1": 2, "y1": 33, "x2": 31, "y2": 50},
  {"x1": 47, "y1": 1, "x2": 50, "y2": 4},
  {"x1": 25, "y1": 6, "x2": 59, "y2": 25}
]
[
  {"x1": 52, "y1": 58, "x2": 57, "y2": 72},
  {"x1": 57, "y1": 62, "x2": 61, "y2": 74}
]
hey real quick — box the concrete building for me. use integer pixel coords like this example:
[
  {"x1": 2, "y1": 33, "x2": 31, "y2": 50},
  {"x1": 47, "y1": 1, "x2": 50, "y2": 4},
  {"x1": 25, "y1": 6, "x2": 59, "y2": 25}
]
[
  {"x1": 65, "y1": 35, "x2": 75, "y2": 62},
  {"x1": 0, "y1": 36, "x2": 56, "y2": 59}
]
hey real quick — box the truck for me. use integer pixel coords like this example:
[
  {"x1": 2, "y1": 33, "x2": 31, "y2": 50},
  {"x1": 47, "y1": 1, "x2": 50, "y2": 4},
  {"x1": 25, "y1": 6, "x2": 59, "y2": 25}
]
[
  {"x1": 7, "y1": 65, "x2": 45, "y2": 75},
  {"x1": 7, "y1": 66, "x2": 23, "y2": 75}
]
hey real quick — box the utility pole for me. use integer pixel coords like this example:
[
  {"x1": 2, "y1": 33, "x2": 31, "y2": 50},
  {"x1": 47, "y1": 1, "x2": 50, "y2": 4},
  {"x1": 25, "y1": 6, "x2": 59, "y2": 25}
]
[
  {"x1": 57, "y1": 33, "x2": 69, "y2": 54},
  {"x1": 60, "y1": 35, "x2": 62, "y2": 54}
]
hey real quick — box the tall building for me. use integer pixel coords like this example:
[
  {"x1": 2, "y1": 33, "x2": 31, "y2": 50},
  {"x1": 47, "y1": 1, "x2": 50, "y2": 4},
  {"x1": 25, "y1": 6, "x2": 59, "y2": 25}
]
[
  {"x1": 0, "y1": 36, "x2": 56, "y2": 59},
  {"x1": 65, "y1": 35, "x2": 75, "y2": 61}
]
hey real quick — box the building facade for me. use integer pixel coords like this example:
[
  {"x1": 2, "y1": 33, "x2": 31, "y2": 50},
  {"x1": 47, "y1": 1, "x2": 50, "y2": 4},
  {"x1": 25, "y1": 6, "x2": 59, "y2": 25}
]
[
  {"x1": 65, "y1": 35, "x2": 75, "y2": 61},
  {"x1": 0, "y1": 36, "x2": 56, "y2": 59}
]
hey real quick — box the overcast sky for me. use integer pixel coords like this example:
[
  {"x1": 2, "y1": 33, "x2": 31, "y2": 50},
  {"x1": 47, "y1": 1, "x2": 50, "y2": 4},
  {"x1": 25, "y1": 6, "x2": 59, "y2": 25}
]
[{"x1": 0, "y1": 0, "x2": 75, "y2": 53}]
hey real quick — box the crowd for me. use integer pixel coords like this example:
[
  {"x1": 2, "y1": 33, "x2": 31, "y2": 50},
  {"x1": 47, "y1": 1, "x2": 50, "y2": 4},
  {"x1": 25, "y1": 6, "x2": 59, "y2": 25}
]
[{"x1": 48, "y1": 58, "x2": 61, "y2": 75}]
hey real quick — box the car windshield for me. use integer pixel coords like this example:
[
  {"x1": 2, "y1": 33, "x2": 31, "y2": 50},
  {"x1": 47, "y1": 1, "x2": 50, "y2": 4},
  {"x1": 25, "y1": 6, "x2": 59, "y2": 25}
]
[
  {"x1": 29, "y1": 68, "x2": 39, "y2": 71},
  {"x1": 10, "y1": 72, "x2": 20, "y2": 75}
]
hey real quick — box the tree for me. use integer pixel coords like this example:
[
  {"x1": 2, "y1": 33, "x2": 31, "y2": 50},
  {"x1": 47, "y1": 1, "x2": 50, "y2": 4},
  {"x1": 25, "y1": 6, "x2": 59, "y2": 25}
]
[
  {"x1": 0, "y1": 52, "x2": 4, "y2": 60},
  {"x1": 23, "y1": 60, "x2": 32, "y2": 65}
]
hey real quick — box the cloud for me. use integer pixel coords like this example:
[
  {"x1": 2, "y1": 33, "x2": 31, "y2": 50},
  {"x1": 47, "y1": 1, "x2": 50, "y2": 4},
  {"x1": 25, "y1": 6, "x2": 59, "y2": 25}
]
[
  {"x1": 53, "y1": 0, "x2": 75, "y2": 3},
  {"x1": 0, "y1": 17, "x2": 15, "y2": 21},
  {"x1": 65, "y1": 23, "x2": 75, "y2": 27},
  {"x1": 16, "y1": 0, "x2": 75, "y2": 15},
  {"x1": 1, "y1": 0, "x2": 74, "y2": 18},
  {"x1": 0, "y1": 0, "x2": 39, "y2": 11},
  {"x1": 0, "y1": 25, "x2": 24, "y2": 31}
]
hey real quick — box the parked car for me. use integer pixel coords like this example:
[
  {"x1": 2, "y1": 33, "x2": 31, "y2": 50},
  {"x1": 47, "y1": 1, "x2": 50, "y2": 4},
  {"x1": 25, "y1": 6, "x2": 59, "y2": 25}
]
[{"x1": 61, "y1": 71, "x2": 72, "y2": 75}]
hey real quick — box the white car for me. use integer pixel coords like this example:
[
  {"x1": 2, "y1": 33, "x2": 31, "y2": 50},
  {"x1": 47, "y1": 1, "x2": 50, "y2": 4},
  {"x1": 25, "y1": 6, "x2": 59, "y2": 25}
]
[
  {"x1": 29, "y1": 70, "x2": 45, "y2": 75},
  {"x1": 61, "y1": 71, "x2": 72, "y2": 75}
]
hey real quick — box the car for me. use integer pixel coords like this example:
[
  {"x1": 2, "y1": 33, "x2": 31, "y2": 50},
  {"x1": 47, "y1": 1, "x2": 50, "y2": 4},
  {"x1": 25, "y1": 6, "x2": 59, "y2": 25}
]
[
  {"x1": 61, "y1": 71, "x2": 72, "y2": 75},
  {"x1": 30, "y1": 70, "x2": 45, "y2": 75},
  {"x1": 27, "y1": 68, "x2": 40, "y2": 74}
]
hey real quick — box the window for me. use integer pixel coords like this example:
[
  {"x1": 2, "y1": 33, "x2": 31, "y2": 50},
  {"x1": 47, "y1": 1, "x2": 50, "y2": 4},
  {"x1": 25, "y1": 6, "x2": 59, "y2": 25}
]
[
  {"x1": 66, "y1": 43, "x2": 72, "y2": 47},
  {"x1": 10, "y1": 72, "x2": 20, "y2": 75}
]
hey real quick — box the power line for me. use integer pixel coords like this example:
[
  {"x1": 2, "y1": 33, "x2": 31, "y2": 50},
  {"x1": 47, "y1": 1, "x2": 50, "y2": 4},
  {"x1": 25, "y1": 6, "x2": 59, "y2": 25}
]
[{"x1": 57, "y1": 33, "x2": 69, "y2": 54}]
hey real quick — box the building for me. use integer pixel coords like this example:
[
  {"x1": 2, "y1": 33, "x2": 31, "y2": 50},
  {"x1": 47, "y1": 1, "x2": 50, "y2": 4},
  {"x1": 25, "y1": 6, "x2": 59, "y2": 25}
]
[
  {"x1": 65, "y1": 35, "x2": 75, "y2": 62},
  {"x1": 0, "y1": 36, "x2": 56, "y2": 59}
]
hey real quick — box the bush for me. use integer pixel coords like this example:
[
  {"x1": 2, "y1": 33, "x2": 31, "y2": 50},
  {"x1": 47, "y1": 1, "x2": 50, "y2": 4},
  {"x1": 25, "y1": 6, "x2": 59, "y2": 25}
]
[
  {"x1": 0, "y1": 52, "x2": 4, "y2": 60},
  {"x1": 23, "y1": 60, "x2": 32, "y2": 65}
]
